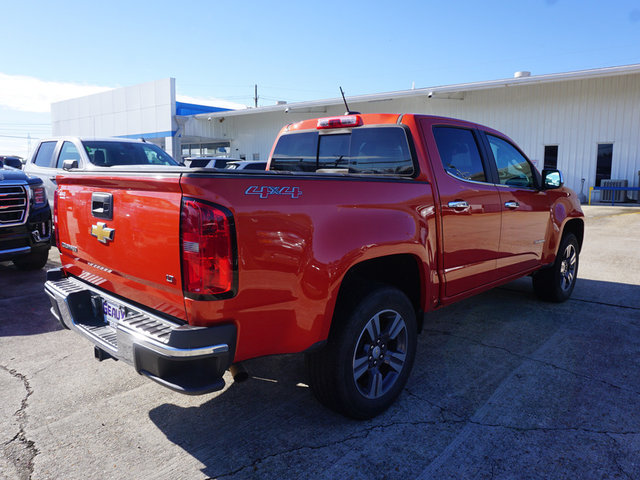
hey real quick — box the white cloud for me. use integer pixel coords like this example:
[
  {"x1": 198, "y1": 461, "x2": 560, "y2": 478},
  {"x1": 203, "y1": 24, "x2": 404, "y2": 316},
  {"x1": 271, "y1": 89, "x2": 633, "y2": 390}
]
[
  {"x1": 0, "y1": 72, "x2": 250, "y2": 114},
  {"x1": 0, "y1": 73, "x2": 112, "y2": 113}
]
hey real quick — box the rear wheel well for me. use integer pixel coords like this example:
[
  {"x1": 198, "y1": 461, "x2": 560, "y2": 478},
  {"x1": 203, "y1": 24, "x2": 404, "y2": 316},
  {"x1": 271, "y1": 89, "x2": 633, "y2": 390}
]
[{"x1": 335, "y1": 255, "x2": 423, "y2": 331}]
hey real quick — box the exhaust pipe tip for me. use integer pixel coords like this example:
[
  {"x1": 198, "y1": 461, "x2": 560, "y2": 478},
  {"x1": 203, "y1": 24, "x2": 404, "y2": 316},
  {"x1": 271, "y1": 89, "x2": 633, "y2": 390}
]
[{"x1": 229, "y1": 363, "x2": 249, "y2": 383}]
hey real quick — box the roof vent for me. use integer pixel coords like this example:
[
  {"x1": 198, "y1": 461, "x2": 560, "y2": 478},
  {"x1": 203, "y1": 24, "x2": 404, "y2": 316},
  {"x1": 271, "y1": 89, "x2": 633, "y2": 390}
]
[{"x1": 514, "y1": 71, "x2": 531, "y2": 79}]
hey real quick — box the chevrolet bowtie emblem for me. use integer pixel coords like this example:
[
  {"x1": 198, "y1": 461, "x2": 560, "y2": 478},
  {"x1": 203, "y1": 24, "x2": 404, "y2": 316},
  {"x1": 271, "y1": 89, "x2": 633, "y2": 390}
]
[{"x1": 91, "y1": 222, "x2": 115, "y2": 244}]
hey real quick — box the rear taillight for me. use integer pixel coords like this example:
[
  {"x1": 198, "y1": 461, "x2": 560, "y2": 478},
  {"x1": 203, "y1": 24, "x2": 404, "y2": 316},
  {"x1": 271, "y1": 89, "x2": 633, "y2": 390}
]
[
  {"x1": 180, "y1": 198, "x2": 235, "y2": 297},
  {"x1": 317, "y1": 115, "x2": 363, "y2": 129}
]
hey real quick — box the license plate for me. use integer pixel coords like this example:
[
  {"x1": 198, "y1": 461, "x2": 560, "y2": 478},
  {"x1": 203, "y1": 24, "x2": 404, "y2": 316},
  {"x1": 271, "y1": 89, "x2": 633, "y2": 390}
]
[{"x1": 103, "y1": 299, "x2": 126, "y2": 326}]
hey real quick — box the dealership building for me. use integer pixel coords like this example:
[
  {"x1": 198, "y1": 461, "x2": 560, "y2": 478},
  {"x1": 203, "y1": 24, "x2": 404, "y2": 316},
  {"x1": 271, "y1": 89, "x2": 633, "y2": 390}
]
[{"x1": 51, "y1": 64, "x2": 640, "y2": 201}]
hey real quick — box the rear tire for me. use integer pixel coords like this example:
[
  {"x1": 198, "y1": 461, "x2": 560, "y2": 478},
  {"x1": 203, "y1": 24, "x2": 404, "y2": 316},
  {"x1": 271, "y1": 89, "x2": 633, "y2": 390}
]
[
  {"x1": 305, "y1": 285, "x2": 417, "y2": 419},
  {"x1": 532, "y1": 233, "x2": 579, "y2": 302},
  {"x1": 12, "y1": 248, "x2": 49, "y2": 270}
]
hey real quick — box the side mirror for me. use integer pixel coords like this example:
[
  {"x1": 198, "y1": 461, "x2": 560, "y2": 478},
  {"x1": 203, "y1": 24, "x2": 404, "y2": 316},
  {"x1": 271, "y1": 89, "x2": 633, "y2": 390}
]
[
  {"x1": 62, "y1": 159, "x2": 78, "y2": 170},
  {"x1": 542, "y1": 169, "x2": 563, "y2": 189}
]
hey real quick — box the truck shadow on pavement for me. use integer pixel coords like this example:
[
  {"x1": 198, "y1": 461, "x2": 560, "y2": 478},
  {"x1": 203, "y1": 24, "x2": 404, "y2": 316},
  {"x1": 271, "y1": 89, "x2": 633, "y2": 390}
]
[
  {"x1": 148, "y1": 354, "x2": 351, "y2": 479},
  {"x1": 0, "y1": 258, "x2": 63, "y2": 337},
  {"x1": 147, "y1": 277, "x2": 640, "y2": 479}
]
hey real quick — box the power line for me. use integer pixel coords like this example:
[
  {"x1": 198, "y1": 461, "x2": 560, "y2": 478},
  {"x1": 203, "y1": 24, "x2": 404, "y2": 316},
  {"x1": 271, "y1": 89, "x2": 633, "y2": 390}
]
[
  {"x1": 0, "y1": 128, "x2": 50, "y2": 133},
  {"x1": 0, "y1": 134, "x2": 43, "y2": 140},
  {"x1": 0, "y1": 122, "x2": 50, "y2": 126}
]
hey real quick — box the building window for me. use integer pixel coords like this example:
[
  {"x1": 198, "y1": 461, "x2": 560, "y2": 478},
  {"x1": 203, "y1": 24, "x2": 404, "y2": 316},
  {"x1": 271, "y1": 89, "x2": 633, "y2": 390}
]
[
  {"x1": 595, "y1": 143, "x2": 613, "y2": 187},
  {"x1": 181, "y1": 142, "x2": 230, "y2": 159},
  {"x1": 543, "y1": 145, "x2": 558, "y2": 170}
]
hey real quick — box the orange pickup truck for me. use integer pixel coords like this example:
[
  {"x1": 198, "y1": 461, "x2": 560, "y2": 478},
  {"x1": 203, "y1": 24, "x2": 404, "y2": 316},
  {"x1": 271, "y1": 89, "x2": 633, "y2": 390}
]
[{"x1": 45, "y1": 114, "x2": 584, "y2": 418}]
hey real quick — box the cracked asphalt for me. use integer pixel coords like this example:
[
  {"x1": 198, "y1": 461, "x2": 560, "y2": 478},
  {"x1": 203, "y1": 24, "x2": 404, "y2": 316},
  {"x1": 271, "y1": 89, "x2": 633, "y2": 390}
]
[{"x1": 1, "y1": 205, "x2": 639, "y2": 480}]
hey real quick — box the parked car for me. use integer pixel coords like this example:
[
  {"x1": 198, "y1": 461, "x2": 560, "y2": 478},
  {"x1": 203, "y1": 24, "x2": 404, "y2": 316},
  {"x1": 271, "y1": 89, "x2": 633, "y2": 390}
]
[
  {"x1": 0, "y1": 165, "x2": 51, "y2": 269},
  {"x1": 225, "y1": 160, "x2": 267, "y2": 171},
  {"x1": 186, "y1": 157, "x2": 238, "y2": 169},
  {"x1": 0, "y1": 156, "x2": 24, "y2": 169},
  {"x1": 24, "y1": 137, "x2": 181, "y2": 207},
  {"x1": 45, "y1": 113, "x2": 583, "y2": 419}
]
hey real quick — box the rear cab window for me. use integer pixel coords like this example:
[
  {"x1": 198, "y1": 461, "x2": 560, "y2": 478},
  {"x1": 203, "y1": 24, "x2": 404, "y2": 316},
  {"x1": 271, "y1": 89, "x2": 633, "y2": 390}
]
[{"x1": 270, "y1": 126, "x2": 414, "y2": 176}]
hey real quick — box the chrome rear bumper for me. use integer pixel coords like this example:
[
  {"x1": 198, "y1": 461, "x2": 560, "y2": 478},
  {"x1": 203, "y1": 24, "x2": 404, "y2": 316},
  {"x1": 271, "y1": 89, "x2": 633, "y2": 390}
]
[{"x1": 44, "y1": 269, "x2": 236, "y2": 394}]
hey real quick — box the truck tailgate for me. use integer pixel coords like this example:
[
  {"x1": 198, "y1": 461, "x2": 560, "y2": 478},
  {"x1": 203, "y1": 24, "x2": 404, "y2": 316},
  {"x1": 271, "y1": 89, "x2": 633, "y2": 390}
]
[{"x1": 55, "y1": 173, "x2": 187, "y2": 321}]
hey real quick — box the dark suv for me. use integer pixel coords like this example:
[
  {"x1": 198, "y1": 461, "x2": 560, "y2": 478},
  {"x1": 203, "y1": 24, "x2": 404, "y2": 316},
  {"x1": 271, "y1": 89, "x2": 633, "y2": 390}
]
[{"x1": 0, "y1": 165, "x2": 51, "y2": 269}]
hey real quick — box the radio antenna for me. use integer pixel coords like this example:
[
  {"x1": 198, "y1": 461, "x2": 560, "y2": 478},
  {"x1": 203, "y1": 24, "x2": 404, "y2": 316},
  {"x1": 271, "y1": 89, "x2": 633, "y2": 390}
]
[{"x1": 340, "y1": 87, "x2": 360, "y2": 115}]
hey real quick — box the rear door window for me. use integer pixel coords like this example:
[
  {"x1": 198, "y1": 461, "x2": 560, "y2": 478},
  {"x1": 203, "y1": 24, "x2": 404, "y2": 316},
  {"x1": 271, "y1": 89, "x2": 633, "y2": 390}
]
[
  {"x1": 33, "y1": 141, "x2": 57, "y2": 168},
  {"x1": 433, "y1": 127, "x2": 487, "y2": 183}
]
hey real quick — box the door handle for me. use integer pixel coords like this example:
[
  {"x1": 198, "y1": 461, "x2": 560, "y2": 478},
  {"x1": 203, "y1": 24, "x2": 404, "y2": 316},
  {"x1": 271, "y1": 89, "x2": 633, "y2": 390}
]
[
  {"x1": 504, "y1": 201, "x2": 519, "y2": 209},
  {"x1": 447, "y1": 200, "x2": 470, "y2": 211}
]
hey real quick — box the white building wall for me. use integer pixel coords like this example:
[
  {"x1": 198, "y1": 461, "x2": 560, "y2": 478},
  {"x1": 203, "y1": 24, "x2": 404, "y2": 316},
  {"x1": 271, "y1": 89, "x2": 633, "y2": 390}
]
[
  {"x1": 223, "y1": 72, "x2": 640, "y2": 195},
  {"x1": 52, "y1": 78, "x2": 176, "y2": 139}
]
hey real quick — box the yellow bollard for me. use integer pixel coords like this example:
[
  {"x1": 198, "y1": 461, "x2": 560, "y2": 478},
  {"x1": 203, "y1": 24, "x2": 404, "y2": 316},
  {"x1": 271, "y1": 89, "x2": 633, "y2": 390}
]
[{"x1": 588, "y1": 186, "x2": 593, "y2": 205}]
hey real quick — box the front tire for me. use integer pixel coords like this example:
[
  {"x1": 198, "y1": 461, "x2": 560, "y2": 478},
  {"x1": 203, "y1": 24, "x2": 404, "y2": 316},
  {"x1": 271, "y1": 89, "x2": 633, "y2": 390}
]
[
  {"x1": 305, "y1": 285, "x2": 417, "y2": 419},
  {"x1": 532, "y1": 233, "x2": 579, "y2": 302}
]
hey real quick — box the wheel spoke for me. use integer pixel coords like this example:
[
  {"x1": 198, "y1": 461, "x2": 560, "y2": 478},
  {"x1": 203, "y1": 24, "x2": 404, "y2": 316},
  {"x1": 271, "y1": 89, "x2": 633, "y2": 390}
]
[
  {"x1": 385, "y1": 350, "x2": 406, "y2": 373},
  {"x1": 365, "y1": 313, "x2": 381, "y2": 341},
  {"x1": 366, "y1": 371, "x2": 383, "y2": 398},
  {"x1": 353, "y1": 356, "x2": 369, "y2": 381},
  {"x1": 386, "y1": 313, "x2": 405, "y2": 341},
  {"x1": 566, "y1": 270, "x2": 574, "y2": 285}
]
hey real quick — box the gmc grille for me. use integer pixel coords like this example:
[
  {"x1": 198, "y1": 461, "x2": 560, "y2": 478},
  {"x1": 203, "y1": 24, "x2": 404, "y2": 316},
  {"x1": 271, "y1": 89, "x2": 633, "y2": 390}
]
[{"x1": 0, "y1": 185, "x2": 28, "y2": 226}]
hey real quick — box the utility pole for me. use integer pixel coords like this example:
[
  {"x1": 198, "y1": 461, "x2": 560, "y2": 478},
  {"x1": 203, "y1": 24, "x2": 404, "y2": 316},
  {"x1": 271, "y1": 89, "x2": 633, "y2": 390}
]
[{"x1": 254, "y1": 84, "x2": 258, "y2": 108}]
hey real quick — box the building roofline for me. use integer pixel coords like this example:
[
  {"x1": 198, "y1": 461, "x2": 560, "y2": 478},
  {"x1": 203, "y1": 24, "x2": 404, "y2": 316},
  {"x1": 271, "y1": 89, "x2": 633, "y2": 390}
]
[{"x1": 194, "y1": 63, "x2": 640, "y2": 119}]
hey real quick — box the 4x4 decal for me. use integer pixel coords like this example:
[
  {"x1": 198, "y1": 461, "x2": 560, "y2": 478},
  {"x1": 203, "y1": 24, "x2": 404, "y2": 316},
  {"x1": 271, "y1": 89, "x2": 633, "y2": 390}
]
[{"x1": 245, "y1": 186, "x2": 302, "y2": 199}]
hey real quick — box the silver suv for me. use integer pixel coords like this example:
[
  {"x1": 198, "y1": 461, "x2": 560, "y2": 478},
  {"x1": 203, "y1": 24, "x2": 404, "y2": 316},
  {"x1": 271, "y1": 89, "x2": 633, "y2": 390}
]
[{"x1": 24, "y1": 137, "x2": 181, "y2": 206}]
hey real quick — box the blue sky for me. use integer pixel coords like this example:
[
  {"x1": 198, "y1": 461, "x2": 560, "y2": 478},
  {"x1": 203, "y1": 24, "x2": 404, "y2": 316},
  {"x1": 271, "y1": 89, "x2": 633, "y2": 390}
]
[{"x1": 1, "y1": 0, "x2": 640, "y2": 157}]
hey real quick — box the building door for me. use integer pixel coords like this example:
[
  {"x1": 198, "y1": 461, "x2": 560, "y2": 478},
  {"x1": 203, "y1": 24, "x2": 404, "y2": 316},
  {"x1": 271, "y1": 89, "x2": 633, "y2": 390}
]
[
  {"x1": 544, "y1": 145, "x2": 558, "y2": 170},
  {"x1": 595, "y1": 143, "x2": 613, "y2": 186}
]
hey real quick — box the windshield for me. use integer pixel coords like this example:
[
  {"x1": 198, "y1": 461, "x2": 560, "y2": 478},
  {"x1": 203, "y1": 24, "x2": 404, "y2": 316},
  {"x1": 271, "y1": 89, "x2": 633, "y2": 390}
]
[{"x1": 83, "y1": 141, "x2": 179, "y2": 167}]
